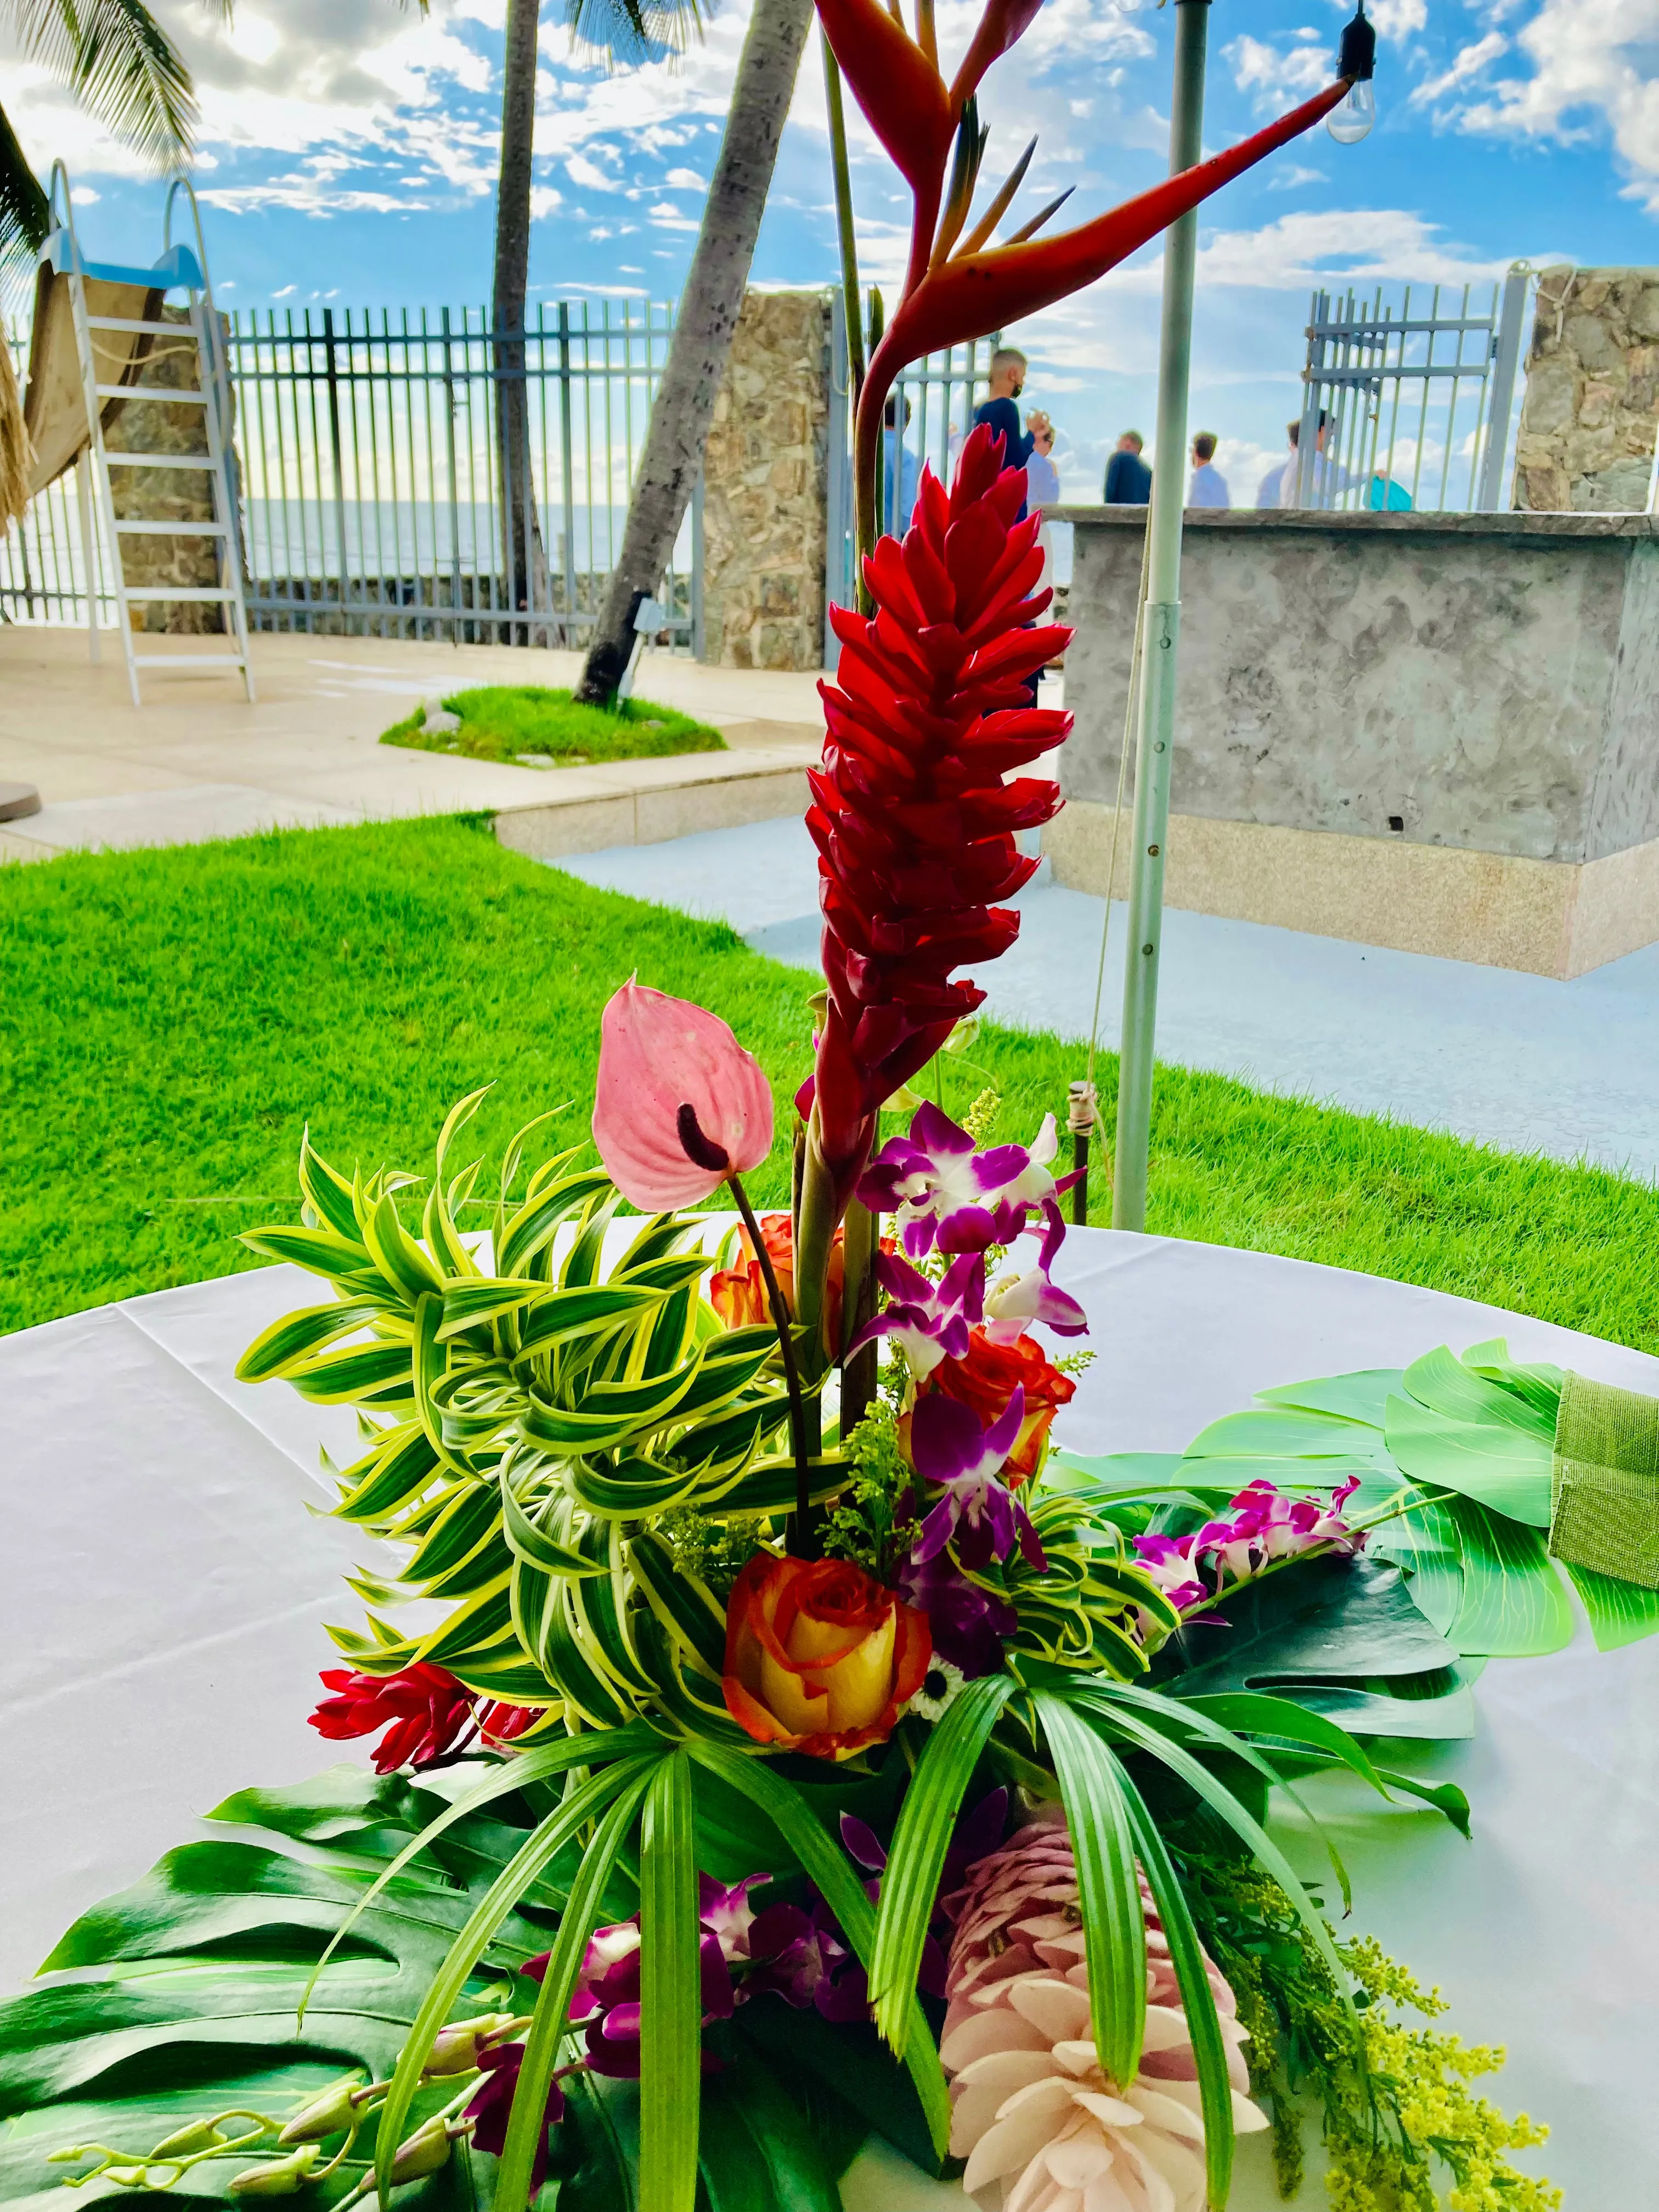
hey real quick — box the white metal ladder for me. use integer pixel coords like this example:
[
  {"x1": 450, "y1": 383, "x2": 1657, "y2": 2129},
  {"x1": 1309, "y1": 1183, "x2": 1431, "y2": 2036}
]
[{"x1": 45, "y1": 165, "x2": 255, "y2": 705}]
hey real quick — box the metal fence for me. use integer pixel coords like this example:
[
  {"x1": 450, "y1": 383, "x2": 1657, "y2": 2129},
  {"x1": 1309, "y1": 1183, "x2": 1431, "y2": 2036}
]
[
  {"x1": 1294, "y1": 267, "x2": 1534, "y2": 513},
  {"x1": 0, "y1": 297, "x2": 703, "y2": 646},
  {"x1": 226, "y1": 301, "x2": 699, "y2": 644}
]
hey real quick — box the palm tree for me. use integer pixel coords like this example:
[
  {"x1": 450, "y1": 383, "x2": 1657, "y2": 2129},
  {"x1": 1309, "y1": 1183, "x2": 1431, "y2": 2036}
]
[
  {"x1": 0, "y1": 1, "x2": 230, "y2": 272},
  {"x1": 492, "y1": 0, "x2": 699, "y2": 646},
  {"x1": 574, "y1": 0, "x2": 814, "y2": 702}
]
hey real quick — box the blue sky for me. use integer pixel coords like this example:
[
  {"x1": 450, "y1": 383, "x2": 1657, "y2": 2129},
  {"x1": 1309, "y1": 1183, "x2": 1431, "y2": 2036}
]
[{"x1": 8, "y1": 0, "x2": 1658, "y2": 501}]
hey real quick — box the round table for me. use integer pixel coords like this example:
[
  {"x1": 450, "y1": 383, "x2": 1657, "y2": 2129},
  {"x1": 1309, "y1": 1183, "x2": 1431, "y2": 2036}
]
[{"x1": 6, "y1": 1229, "x2": 1655, "y2": 2208}]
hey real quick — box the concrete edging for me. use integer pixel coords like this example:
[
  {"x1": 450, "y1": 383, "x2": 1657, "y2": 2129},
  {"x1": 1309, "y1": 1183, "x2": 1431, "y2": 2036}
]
[
  {"x1": 493, "y1": 758, "x2": 811, "y2": 864},
  {"x1": 1046, "y1": 800, "x2": 1659, "y2": 979}
]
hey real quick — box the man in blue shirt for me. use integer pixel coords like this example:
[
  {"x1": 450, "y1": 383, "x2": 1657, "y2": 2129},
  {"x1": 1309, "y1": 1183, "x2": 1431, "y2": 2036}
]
[
  {"x1": 883, "y1": 395, "x2": 920, "y2": 534},
  {"x1": 1104, "y1": 430, "x2": 1152, "y2": 504},
  {"x1": 972, "y1": 348, "x2": 1049, "y2": 519}
]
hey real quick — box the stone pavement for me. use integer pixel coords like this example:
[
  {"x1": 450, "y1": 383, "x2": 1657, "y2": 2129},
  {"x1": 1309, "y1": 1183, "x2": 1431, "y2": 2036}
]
[
  {"x1": 0, "y1": 627, "x2": 822, "y2": 861},
  {"x1": 561, "y1": 814, "x2": 1659, "y2": 1183}
]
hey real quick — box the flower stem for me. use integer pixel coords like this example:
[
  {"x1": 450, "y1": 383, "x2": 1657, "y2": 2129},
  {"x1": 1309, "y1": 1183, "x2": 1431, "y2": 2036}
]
[{"x1": 725, "y1": 1169, "x2": 814, "y2": 1548}]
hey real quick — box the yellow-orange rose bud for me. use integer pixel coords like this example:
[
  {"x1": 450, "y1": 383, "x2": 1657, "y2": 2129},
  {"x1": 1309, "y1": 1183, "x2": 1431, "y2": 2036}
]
[{"x1": 721, "y1": 1554, "x2": 931, "y2": 1762}]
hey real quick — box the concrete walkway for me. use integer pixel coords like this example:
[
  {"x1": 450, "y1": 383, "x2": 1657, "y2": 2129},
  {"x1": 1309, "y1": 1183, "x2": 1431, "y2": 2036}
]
[
  {"x1": 561, "y1": 815, "x2": 1659, "y2": 1184},
  {"x1": 0, "y1": 627, "x2": 821, "y2": 860}
]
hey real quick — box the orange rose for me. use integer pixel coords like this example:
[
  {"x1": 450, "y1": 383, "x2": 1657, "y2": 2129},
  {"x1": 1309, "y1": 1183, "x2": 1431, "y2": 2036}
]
[
  {"x1": 721, "y1": 1553, "x2": 932, "y2": 1761},
  {"x1": 922, "y1": 1328, "x2": 1076, "y2": 1485},
  {"x1": 710, "y1": 1212, "x2": 888, "y2": 1352}
]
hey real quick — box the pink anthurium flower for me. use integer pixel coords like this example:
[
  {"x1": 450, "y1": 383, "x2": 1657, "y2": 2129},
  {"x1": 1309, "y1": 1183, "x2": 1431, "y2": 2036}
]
[{"x1": 592, "y1": 980, "x2": 774, "y2": 1210}]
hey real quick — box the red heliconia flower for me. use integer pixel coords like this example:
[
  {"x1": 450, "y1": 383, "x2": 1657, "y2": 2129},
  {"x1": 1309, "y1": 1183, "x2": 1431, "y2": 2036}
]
[
  {"x1": 814, "y1": 0, "x2": 1354, "y2": 524},
  {"x1": 804, "y1": 422, "x2": 1068, "y2": 1195}
]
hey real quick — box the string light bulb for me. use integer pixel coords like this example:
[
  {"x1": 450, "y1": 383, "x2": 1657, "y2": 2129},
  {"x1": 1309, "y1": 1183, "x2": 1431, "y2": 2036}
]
[{"x1": 1330, "y1": 2, "x2": 1378, "y2": 143}]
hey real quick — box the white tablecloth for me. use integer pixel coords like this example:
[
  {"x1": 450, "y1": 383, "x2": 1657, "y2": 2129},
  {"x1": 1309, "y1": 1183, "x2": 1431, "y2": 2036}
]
[{"x1": 5, "y1": 1231, "x2": 1656, "y2": 2208}]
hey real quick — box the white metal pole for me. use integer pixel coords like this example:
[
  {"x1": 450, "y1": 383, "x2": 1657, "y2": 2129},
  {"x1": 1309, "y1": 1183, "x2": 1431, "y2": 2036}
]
[{"x1": 1111, "y1": 0, "x2": 1209, "y2": 1232}]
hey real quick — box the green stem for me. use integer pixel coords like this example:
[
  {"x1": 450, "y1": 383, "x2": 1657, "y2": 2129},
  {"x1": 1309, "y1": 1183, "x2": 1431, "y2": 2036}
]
[
  {"x1": 838, "y1": 1195, "x2": 878, "y2": 1437},
  {"x1": 725, "y1": 1169, "x2": 812, "y2": 1540},
  {"x1": 821, "y1": 29, "x2": 864, "y2": 402}
]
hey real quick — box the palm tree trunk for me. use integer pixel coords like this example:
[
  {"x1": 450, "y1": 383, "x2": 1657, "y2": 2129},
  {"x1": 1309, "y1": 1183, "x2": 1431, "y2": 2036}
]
[
  {"x1": 575, "y1": 0, "x2": 814, "y2": 703},
  {"x1": 493, "y1": 0, "x2": 553, "y2": 646}
]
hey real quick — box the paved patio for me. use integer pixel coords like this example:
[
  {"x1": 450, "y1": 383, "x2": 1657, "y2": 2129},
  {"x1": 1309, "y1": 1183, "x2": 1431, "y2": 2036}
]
[
  {"x1": 0, "y1": 627, "x2": 821, "y2": 860},
  {"x1": 562, "y1": 815, "x2": 1659, "y2": 1183}
]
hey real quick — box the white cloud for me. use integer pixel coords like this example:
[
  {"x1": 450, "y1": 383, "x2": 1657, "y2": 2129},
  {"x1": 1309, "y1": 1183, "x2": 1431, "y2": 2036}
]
[
  {"x1": 1450, "y1": 0, "x2": 1659, "y2": 211},
  {"x1": 1102, "y1": 207, "x2": 1507, "y2": 296},
  {"x1": 566, "y1": 151, "x2": 620, "y2": 192},
  {"x1": 1410, "y1": 31, "x2": 1508, "y2": 105},
  {"x1": 1266, "y1": 162, "x2": 1330, "y2": 191},
  {"x1": 663, "y1": 166, "x2": 707, "y2": 190},
  {"x1": 1227, "y1": 33, "x2": 1334, "y2": 110},
  {"x1": 529, "y1": 185, "x2": 563, "y2": 218}
]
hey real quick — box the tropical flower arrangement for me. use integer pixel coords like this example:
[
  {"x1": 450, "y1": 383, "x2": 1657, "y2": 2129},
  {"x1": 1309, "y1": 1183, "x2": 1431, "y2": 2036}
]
[{"x1": 3, "y1": 8, "x2": 1648, "y2": 2212}]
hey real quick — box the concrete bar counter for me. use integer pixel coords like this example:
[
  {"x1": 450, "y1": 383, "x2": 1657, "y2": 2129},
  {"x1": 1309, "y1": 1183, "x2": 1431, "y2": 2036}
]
[{"x1": 1049, "y1": 506, "x2": 1659, "y2": 976}]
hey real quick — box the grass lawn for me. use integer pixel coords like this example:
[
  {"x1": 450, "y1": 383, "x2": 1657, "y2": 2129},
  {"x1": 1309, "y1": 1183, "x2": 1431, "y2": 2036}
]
[
  {"x1": 4, "y1": 814, "x2": 1658, "y2": 1352},
  {"x1": 381, "y1": 685, "x2": 725, "y2": 768}
]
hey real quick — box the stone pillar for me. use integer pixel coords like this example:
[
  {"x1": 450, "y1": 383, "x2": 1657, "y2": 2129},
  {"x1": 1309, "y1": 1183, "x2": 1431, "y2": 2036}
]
[
  {"x1": 699, "y1": 287, "x2": 831, "y2": 670},
  {"x1": 1513, "y1": 267, "x2": 1659, "y2": 512}
]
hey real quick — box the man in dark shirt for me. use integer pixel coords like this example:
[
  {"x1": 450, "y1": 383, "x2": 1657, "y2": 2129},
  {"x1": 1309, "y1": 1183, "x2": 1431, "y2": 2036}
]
[
  {"x1": 972, "y1": 348, "x2": 1049, "y2": 520},
  {"x1": 1104, "y1": 430, "x2": 1152, "y2": 504}
]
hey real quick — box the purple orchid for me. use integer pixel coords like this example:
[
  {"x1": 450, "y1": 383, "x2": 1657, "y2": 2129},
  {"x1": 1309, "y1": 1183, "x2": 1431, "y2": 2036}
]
[
  {"x1": 1133, "y1": 1475, "x2": 1366, "y2": 1621},
  {"x1": 849, "y1": 1249, "x2": 984, "y2": 1377},
  {"x1": 464, "y1": 2044, "x2": 565, "y2": 2192},
  {"x1": 982, "y1": 1200, "x2": 1088, "y2": 1344},
  {"x1": 856, "y1": 1101, "x2": 1070, "y2": 1261},
  {"x1": 909, "y1": 1389, "x2": 1046, "y2": 1574},
  {"x1": 698, "y1": 1871, "x2": 770, "y2": 1962},
  {"x1": 568, "y1": 1920, "x2": 733, "y2": 2079},
  {"x1": 746, "y1": 1894, "x2": 866, "y2": 2017},
  {"x1": 897, "y1": 1547, "x2": 1019, "y2": 1677}
]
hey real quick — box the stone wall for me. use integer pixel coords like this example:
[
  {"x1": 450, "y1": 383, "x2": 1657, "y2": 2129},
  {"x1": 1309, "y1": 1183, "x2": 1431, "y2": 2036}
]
[
  {"x1": 1513, "y1": 267, "x2": 1659, "y2": 514},
  {"x1": 699, "y1": 288, "x2": 830, "y2": 670},
  {"x1": 105, "y1": 307, "x2": 233, "y2": 634}
]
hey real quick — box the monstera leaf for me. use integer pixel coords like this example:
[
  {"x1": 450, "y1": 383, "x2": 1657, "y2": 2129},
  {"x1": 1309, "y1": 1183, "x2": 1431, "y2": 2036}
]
[{"x1": 1151, "y1": 1556, "x2": 1473, "y2": 1737}]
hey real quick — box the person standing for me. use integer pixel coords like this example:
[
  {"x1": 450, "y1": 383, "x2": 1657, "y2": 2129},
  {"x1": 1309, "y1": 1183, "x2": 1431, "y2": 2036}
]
[
  {"x1": 973, "y1": 347, "x2": 1048, "y2": 518},
  {"x1": 1104, "y1": 429, "x2": 1152, "y2": 504},
  {"x1": 882, "y1": 394, "x2": 919, "y2": 534},
  {"x1": 1025, "y1": 418, "x2": 1062, "y2": 607},
  {"x1": 1187, "y1": 431, "x2": 1229, "y2": 509},
  {"x1": 1257, "y1": 421, "x2": 1299, "y2": 507}
]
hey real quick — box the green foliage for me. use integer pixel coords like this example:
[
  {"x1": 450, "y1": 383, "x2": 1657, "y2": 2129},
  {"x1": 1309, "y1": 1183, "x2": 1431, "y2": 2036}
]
[
  {"x1": 381, "y1": 687, "x2": 725, "y2": 768},
  {"x1": 236, "y1": 1098, "x2": 838, "y2": 1717},
  {"x1": 10, "y1": 816, "x2": 1659, "y2": 1350},
  {"x1": 820, "y1": 1401, "x2": 917, "y2": 1579},
  {"x1": 1187, "y1": 1852, "x2": 1560, "y2": 2212}
]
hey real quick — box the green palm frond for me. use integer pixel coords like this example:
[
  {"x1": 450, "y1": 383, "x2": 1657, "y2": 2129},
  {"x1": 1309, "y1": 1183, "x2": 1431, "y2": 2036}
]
[
  {"x1": 560, "y1": 0, "x2": 704, "y2": 74},
  {"x1": 9, "y1": 0, "x2": 201, "y2": 170},
  {"x1": 0, "y1": 95, "x2": 50, "y2": 270}
]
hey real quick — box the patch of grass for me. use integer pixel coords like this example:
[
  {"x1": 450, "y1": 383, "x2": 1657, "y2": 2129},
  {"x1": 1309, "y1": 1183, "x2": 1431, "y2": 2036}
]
[
  {"x1": 3, "y1": 815, "x2": 1657, "y2": 1353},
  {"x1": 381, "y1": 685, "x2": 725, "y2": 769}
]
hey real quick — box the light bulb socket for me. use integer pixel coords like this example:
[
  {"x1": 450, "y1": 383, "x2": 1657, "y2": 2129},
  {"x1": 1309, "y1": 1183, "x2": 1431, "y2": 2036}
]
[{"x1": 1338, "y1": 4, "x2": 1376, "y2": 83}]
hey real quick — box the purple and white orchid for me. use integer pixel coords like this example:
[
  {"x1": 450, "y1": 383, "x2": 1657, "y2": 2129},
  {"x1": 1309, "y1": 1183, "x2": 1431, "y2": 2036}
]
[
  {"x1": 982, "y1": 1202, "x2": 1088, "y2": 1344},
  {"x1": 849, "y1": 1249, "x2": 983, "y2": 1377},
  {"x1": 909, "y1": 1388, "x2": 1046, "y2": 1573},
  {"x1": 856, "y1": 1102, "x2": 1070, "y2": 1261},
  {"x1": 1133, "y1": 1475, "x2": 1367, "y2": 1620}
]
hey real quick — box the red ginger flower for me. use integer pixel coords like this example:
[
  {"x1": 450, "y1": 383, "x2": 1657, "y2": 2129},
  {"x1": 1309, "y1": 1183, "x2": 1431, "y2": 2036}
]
[
  {"x1": 310, "y1": 1662, "x2": 540, "y2": 1774},
  {"x1": 805, "y1": 422, "x2": 1069, "y2": 1192}
]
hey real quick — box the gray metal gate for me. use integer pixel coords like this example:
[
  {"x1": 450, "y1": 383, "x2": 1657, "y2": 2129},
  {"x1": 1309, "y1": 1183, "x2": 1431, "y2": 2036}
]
[{"x1": 1294, "y1": 265, "x2": 1533, "y2": 512}]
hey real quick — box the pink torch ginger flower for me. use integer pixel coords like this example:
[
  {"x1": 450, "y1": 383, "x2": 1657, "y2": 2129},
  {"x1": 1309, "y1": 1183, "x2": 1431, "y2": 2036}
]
[
  {"x1": 939, "y1": 1808, "x2": 1266, "y2": 2212},
  {"x1": 591, "y1": 980, "x2": 774, "y2": 1210}
]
